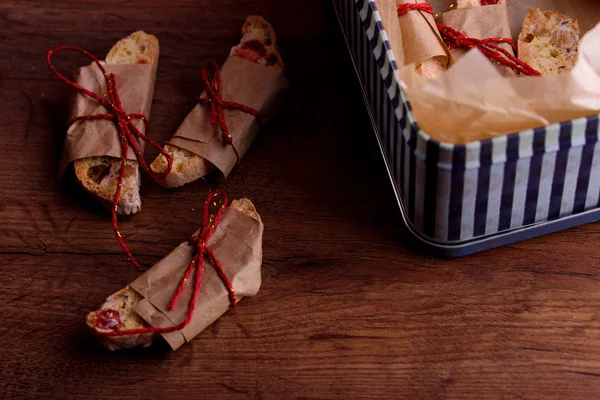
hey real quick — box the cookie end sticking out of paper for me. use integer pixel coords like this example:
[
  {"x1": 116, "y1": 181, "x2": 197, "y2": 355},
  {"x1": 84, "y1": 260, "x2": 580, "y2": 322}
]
[
  {"x1": 150, "y1": 144, "x2": 213, "y2": 188},
  {"x1": 518, "y1": 8, "x2": 580, "y2": 76},
  {"x1": 74, "y1": 156, "x2": 142, "y2": 215},
  {"x1": 230, "y1": 15, "x2": 284, "y2": 72},
  {"x1": 106, "y1": 31, "x2": 159, "y2": 65},
  {"x1": 86, "y1": 286, "x2": 156, "y2": 351}
]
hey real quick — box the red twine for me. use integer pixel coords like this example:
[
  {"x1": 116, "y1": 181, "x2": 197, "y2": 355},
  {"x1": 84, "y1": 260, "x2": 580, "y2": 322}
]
[
  {"x1": 397, "y1": 2, "x2": 434, "y2": 16},
  {"x1": 396, "y1": 3, "x2": 541, "y2": 76},
  {"x1": 47, "y1": 46, "x2": 174, "y2": 270},
  {"x1": 198, "y1": 60, "x2": 260, "y2": 162},
  {"x1": 97, "y1": 189, "x2": 237, "y2": 337}
]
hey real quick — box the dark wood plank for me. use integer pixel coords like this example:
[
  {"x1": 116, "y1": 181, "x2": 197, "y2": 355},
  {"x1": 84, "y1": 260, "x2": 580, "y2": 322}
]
[
  {"x1": 0, "y1": 0, "x2": 329, "y2": 80},
  {"x1": 3, "y1": 245, "x2": 600, "y2": 399},
  {"x1": 3, "y1": 0, "x2": 600, "y2": 398}
]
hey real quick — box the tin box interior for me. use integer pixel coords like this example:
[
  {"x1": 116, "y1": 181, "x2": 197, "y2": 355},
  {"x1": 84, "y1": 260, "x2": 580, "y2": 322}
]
[{"x1": 333, "y1": 0, "x2": 600, "y2": 256}]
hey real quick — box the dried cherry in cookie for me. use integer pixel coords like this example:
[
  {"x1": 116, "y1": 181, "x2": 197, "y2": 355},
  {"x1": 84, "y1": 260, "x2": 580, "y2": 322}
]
[
  {"x1": 232, "y1": 40, "x2": 269, "y2": 64},
  {"x1": 94, "y1": 309, "x2": 121, "y2": 330},
  {"x1": 241, "y1": 40, "x2": 268, "y2": 57}
]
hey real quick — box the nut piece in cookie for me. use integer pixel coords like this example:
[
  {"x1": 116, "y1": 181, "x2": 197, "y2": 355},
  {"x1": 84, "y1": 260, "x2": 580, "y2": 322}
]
[
  {"x1": 517, "y1": 8, "x2": 579, "y2": 75},
  {"x1": 106, "y1": 31, "x2": 159, "y2": 65},
  {"x1": 230, "y1": 198, "x2": 261, "y2": 222}
]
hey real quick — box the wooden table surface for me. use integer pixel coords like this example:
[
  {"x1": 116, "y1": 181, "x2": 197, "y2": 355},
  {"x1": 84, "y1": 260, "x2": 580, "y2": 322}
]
[{"x1": 3, "y1": 0, "x2": 600, "y2": 398}]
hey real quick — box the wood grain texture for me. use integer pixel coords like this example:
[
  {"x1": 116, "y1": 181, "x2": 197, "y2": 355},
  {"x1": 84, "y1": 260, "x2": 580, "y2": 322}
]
[{"x1": 2, "y1": 0, "x2": 600, "y2": 399}]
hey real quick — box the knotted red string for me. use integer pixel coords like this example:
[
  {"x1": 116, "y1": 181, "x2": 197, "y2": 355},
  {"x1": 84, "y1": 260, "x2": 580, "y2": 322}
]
[
  {"x1": 396, "y1": 3, "x2": 541, "y2": 76},
  {"x1": 97, "y1": 190, "x2": 237, "y2": 337},
  {"x1": 198, "y1": 60, "x2": 260, "y2": 163},
  {"x1": 397, "y1": 2, "x2": 433, "y2": 16},
  {"x1": 47, "y1": 46, "x2": 174, "y2": 270}
]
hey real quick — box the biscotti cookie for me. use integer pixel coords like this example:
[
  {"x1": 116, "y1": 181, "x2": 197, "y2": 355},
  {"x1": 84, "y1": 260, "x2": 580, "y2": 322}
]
[
  {"x1": 74, "y1": 31, "x2": 159, "y2": 215},
  {"x1": 150, "y1": 16, "x2": 284, "y2": 188},
  {"x1": 230, "y1": 15, "x2": 284, "y2": 72},
  {"x1": 517, "y1": 8, "x2": 579, "y2": 75},
  {"x1": 87, "y1": 198, "x2": 262, "y2": 351}
]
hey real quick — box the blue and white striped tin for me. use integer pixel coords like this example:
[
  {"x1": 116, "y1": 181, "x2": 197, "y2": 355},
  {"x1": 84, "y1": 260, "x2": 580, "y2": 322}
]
[{"x1": 333, "y1": 0, "x2": 600, "y2": 256}]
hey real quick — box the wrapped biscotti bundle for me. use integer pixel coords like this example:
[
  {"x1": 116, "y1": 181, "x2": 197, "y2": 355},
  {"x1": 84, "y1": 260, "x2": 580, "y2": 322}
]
[
  {"x1": 86, "y1": 193, "x2": 264, "y2": 351},
  {"x1": 438, "y1": 0, "x2": 517, "y2": 76},
  {"x1": 396, "y1": 0, "x2": 451, "y2": 79},
  {"x1": 150, "y1": 16, "x2": 290, "y2": 187},
  {"x1": 53, "y1": 31, "x2": 163, "y2": 215}
]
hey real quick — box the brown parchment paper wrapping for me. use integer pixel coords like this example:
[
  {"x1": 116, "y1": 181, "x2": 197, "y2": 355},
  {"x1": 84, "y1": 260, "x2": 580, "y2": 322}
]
[
  {"x1": 396, "y1": 0, "x2": 451, "y2": 72},
  {"x1": 168, "y1": 56, "x2": 289, "y2": 180},
  {"x1": 439, "y1": 4, "x2": 515, "y2": 77},
  {"x1": 129, "y1": 205, "x2": 264, "y2": 351},
  {"x1": 374, "y1": 0, "x2": 600, "y2": 144},
  {"x1": 59, "y1": 63, "x2": 156, "y2": 176},
  {"x1": 376, "y1": 0, "x2": 406, "y2": 65}
]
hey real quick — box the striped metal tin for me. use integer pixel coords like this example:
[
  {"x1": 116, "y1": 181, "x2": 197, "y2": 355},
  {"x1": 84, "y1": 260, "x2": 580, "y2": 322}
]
[{"x1": 332, "y1": 0, "x2": 600, "y2": 256}]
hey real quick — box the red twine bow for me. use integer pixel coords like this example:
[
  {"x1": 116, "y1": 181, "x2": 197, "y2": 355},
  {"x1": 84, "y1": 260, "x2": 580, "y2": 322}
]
[
  {"x1": 396, "y1": 3, "x2": 541, "y2": 76},
  {"x1": 397, "y1": 2, "x2": 434, "y2": 16},
  {"x1": 46, "y1": 46, "x2": 174, "y2": 270},
  {"x1": 198, "y1": 60, "x2": 260, "y2": 162},
  {"x1": 97, "y1": 190, "x2": 237, "y2": 337}
]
